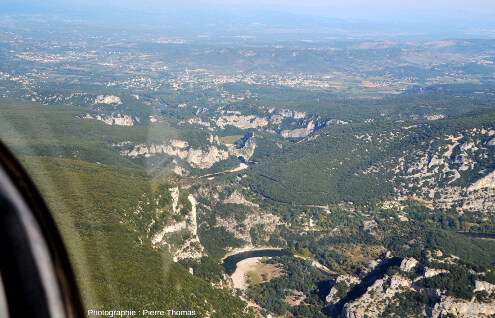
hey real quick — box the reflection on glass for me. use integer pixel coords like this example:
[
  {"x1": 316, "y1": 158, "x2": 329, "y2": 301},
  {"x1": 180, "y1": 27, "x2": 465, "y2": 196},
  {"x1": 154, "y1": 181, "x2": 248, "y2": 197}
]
[{"x1": 0, "y1": 273, "x2": 9, "y2": 318}]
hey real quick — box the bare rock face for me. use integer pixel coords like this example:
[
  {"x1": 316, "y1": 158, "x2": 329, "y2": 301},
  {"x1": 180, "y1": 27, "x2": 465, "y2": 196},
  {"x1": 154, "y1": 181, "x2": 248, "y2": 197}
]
[
  {"x1": 152, "y1": 189, "x2": 204, "y2": 262},
  {"x1": 185, "y1": 147, "x2": 230, "y2": 169},
  {"x1": 119, "y1": 142, "x2": 229, "y2": 169},
  {"x1": 400, "y1": 257, "x2": 419, "y2": 272},
  {"x1": 431, "y1": 296, "x2": 495, "y2": 317},
  {"x1": 362, "y1": 220, "x2": 378, "y2": 232},
  {"x1": 281, "y1": 120, "x2": 315, "y2": 138},
  {"x1": 327, "y1": 119, "x2": 349, "y2": 125},
  {"x1": 228, "y1": 137, "x2": 256, "y2": 161},
  {"x1": 486, "y1": 138, "x2": 495, "y2": 146},
  {"x1": 423, "y1": 267, "x2": 449, "y2": 278},
  {"x1": 187, "y1": 117, "x2": 211, "y2": 128},
  {"x1": 331, "y1": 252, "x2": 495, "y2": 318},
  {"x1": 325, "y1": 275, "x2": 361, "y2": 306},
  {"x1": 94, "y1": 95, "x2": 122, "y2": 104},
  {"x1": 474, "y1": 281, "x2": 495, "y2": 294},
  {"x1": 224, "y1": 191, "x2": 259, "y2": 207},
  {"x1": 84, "y1": 113, "x2": 135, "y2": 126},
  {"x1": 342, "y1": 275, "x2": 414, "y2": 318},
  {"x1": 424, "y1": 114, "x2": 445, "y2": 121},
  {"x1": 468, "y1": 170, "x2": 495, "y2": 191},
  {"x1": 215, "y1": 115, "x2": 268, "y2": 129},
  {"x1": 395, "y1": 129, "x2": 495, "y2": 213}
]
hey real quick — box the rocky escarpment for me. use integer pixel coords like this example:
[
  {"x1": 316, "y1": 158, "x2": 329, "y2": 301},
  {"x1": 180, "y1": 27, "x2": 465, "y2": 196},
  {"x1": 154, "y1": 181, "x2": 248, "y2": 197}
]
[
  {"x1": 152, "y1": 187, "x2": 205, "y2": 261},
  {"x1": 115, "y1": 138, "x2": 230, "y2": 169},
  {"x1": 342, "y1": 274, "x2": 415, "y2": 318},
  {"x1": 115, "y1": 132, "x2": 258, "y2": 171},
  {"x1": 328, "y1": 251, "x2": 495, "y2": 318},
  {"x1": 228, "y1": 135, "x2": 256, "y2": 162},
  {"x1": 281, "y1": 120, "x2": 316, "y2": 138},
  {"x1": 17, "y1": 91, "x2": 126, "y2": 107},
  {"x1": 84, "y1": 113, "x2": 137, "y2": 126},
  {"x1": 195, "y1": 184, "x2": 283, "y2": 247},
  {"x1": 431, "y1": 295, "x2": 495, "y2": 317},
  {"x1": 215, "y1": 114, "x2": 269, "y2": 130},
  {"x1": 392, "y1": 128, "x2": 495, "y2": 213},
  {"x1": 181, "y1": 105, "x2": 350, "y2": 141},
  {"x1": 213, "y1": 108, "x2": 307, "y2": 132}
]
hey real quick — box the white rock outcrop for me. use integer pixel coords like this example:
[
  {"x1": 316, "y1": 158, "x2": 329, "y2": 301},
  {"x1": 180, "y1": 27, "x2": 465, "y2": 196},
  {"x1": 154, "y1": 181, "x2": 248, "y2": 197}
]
[
  {"x1": 468, "y1": 170, "x2": 495, "y2": 191},
  {"x1": 423, "y1": 267, "x2": 449, "y2": 278},
  {"x1": 228, "y1": 137, "x2": 256, "y2": 161},
  {"x1": 474, "y1": 280, "x2": 495, "y2": 294},
  {"x1": 94, "y1": 95, "x2": 122, "y2": 104},
  {"x1": 84, "y1": 113, "x2": 134, "y2": 126},
  {"x1": 432, "y1": 296, "x2": 495, "y2": 317},
  {"x1": 400, "y1": 258, "x2": 419, "y2": 272},
  {"x1": 120, "y1": 143, "x2": 229, "y2": 169},
  {"x1": 325, "y1": 275, "x2": 361, "y2": 306},
  {"x1": 281, "y1": 121, "x2": 315, "y2": 138},
  {"x1": 224, "y1": 191, "x2": 259, "y2": 207},
  {"x1": 152, "y1": 189, "x2": 204, "y2": 261},
  {"x1": 215, "y1": 115, "x2": 268, "y2": 129},
  {"x1": 342, "y1": 275, "x2": 413, "y2": 318}
]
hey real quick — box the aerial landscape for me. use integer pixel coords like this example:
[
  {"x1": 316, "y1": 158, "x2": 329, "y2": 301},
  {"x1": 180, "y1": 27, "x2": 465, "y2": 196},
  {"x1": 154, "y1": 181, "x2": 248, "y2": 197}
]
[{"x1": 1, "y1": 0, "x2": 495, "y2": 317}]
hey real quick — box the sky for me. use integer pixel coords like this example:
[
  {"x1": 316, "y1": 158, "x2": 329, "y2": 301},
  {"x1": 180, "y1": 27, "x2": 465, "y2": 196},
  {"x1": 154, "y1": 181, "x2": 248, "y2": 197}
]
[
  {"x1": 200, "y1": 0, "x2": 495, "y2": 16},
  {"x1": 7, "y1": 0, "x2": 495, "y2": 17},
  {"x1": 2, "y1": 0, "x2": 495, "y2": 39}
]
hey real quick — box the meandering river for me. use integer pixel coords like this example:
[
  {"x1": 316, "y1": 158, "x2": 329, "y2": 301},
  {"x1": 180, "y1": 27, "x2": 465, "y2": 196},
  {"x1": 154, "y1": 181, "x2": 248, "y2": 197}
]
[{"x1": 222, "y1": 249, "x2": 290, "y2": 275}]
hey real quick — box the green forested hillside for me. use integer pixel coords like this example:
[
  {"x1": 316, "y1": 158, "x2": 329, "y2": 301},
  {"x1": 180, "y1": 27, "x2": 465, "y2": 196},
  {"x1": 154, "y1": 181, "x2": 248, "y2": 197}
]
[
  {"x1": 226, "y1": 93, "x2": 495, "y2": 123},
  {"x1": 0, "y1": 98, "x2": 221, "y2": 169},
  {"x1": 244, "y1": 108, "x2": 495, "y2": 205},
  {"x1": 18, "y1": 156, "x2": 252, "y2": 317}
]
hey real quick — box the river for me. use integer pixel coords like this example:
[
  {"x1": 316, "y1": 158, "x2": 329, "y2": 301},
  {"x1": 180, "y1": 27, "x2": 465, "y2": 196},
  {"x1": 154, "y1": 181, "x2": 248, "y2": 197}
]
[
  {"x1": 222, "y1": 249, "x2": 290, "y2": 275},
  {"x1": 457, "y1": 231, "x2": 495, "y2": 239}
]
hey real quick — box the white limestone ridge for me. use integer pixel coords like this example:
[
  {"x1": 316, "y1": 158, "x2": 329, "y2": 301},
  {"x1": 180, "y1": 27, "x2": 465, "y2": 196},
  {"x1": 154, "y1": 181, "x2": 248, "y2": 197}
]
[
  {"x1": 119, "y1": 143, "x2": 229, "y2": 169},
  {"x1": 215, "y1": 115, "x2": 269, "y2": 129},
  {"x1": 84, "y1": 113, "x2": 134, "y2": 126}
]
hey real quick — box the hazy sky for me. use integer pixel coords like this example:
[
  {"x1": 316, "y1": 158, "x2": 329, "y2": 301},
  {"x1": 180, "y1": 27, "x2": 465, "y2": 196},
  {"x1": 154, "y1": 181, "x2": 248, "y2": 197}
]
[
  {"x1": 4, "y1": 0, "x2": 495, "y2": 28},
  {"x1": 201, "y1": 0, "x2": 495, "y2": 13},
  {"x1": 78, "y1": 0, "x2": 495, "y2": 17},
  {"x1": 31, "y1": 0, "x2": 495, "y2": 15}
]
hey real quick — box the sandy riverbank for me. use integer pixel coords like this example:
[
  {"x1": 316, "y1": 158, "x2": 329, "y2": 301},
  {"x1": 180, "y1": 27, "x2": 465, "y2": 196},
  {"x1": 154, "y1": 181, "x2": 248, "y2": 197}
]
[{"x1": 231, "y1": 257, "x2": 262, "y2": 290}]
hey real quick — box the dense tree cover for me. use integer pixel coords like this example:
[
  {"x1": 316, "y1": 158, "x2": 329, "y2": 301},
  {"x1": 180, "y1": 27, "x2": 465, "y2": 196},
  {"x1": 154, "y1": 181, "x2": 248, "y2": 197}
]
[
  {"x1": 245, "y1": 256, "x2": 329, "y2": 316},
  {"x1": 277, "y1": 217, "x2": 495, "y2": 278},
  {"x1": 244, "y1": 107, "x2": 495, "y2": 206},
  {"x1": 227, "y1": 92, "x2": 495, "y2": 124},
  {"x1": 178, "y1": 257, "x2": 228, "y2": 286},
  {"x1": 198, "y1": 225, "x2": 245, "y2": 259},
  {"x1": 382, "y1": 291, "x2": 430, "y2": 317},
  {"x1": 417, "y1": 267, "x2": 475, "y2": 300},
  {"x1": 290, "y1": 304, "x2": 327, "y2": 318},
  {"x1": 403, "y1": 201, "x2": 495, "y2": 234}
]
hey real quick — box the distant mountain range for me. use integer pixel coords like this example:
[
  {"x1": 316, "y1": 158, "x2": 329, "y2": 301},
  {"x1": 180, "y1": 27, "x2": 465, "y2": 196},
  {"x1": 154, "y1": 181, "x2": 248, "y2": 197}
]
[{"x1": 1, "y1": 0, "x2": 495, "y2": 40}]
